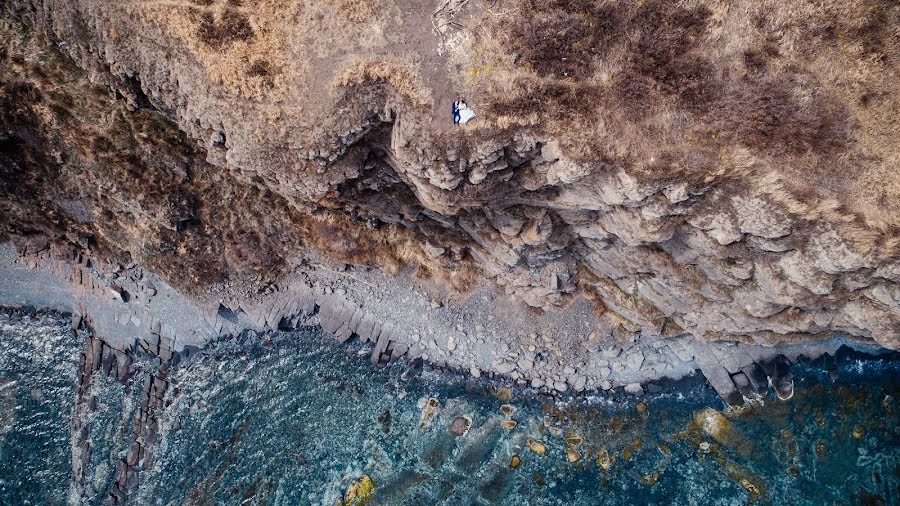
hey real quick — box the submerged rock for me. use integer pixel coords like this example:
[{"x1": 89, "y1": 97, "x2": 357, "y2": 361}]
[
  {"x1": 693, "y1": 408, "x2": 759, "y2": 459},
  {"x1": 527, "y1": 438, "x2": 547, "y2": 456},
  {"x1": 418, "y1": 398, "x2": 440, "y2": 430},
  {"x1": 449, "y1": 415, "x2": 472, "y2": 437},
  {"x1": 343, "y1": 475, "x2": 376, "y2": 506},
  {"x1": 596, "y1": 448, "x2": 615, "y2": 471}
]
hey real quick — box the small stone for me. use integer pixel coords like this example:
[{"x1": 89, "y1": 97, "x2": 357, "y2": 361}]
[
  {"x1": 699, "y1": 441, "x2": 711, "y2": 453},
  {"x1": 495, "y1": 361, "x2": 516, "y2": 374},
  {"x1": 602, "y1": 346, "x2": 621, "y2": 359},
  {"x1": 563, "y1": 366, "x2": 576, "y2": 375},
  {"x1": 658, "y1": 443, "x2": 671, "y2": 457},
  {"x1": 624, "y1": 383, "x2": 644, "y2": 396},
  {"x1": 565, "y1": 433, "x2": 583, "y2": 447},
  {"x1": 495, "y1": 387, "x2": 512, "y2": 401},
  {"x1": 636, "y1": 402, "x2": 647, "y2": 414},
  {"x1": 815, "y1": 441, "x2": 827, "y2": 460},
  {"x1": 448, "y1": 415, "x2": 472, "y2": 436},
  {"x1": 553, "y1": 381, "x2": 568, "y2": 393},
  {"x1": 528, "y1": 344, "x2": 537, "y2": 352},
  {"x1": 596, "y1": 448, "x2": 614, "y2": 471},
  {"x1": 470, "y1": 367, "x2": 481, "y2": 378},
  {"x1": 527, "y1": 438, "x2": 547, "y2": 455},
  {"x1": 531, "y1": 378, "x2": 545, "y2": 389},
  {"x1": 599, "y1": 367, "x2": 611, "y2": 378},
  {"x1": 600, "y1": 380, "x2": 612, "y2": 390},
  {"x1": 626, "y1": 352, "x2": 645, "y2": 371},
  {"x1": 510, "y1": 454, "x2": 522, "y2": 468},
  {"x1": 501, "y1": 419, "x2": 518, "y2": 431},
  {"x1": 566, "y1": 448, "x2": 581, "y2": 463},
  {"x1": 572, "y1": 375, "x2": 587, "y2": 392},
  {"x1": 612, "y1": 362, "x2": 626, "y2": 373},
  {"x1": 418, "y1": 397, "x2": 440, "y2": 429},
  {"x1": 517, "y1": 358, "x2": 534, "y2": 370},
  {"x1": 851, "y1": 426, "x2": 865, "y2": 441},
  {"x1": 344, "y1": 475, "x2": 376, "y2": 505},
  {"x1": 640, "y1": 472, "x2": 660, "y2": 486}
]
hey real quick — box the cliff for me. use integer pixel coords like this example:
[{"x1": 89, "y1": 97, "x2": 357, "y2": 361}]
[{"x1": 1, "y1": 0, "x2": 898, "y2": 401}]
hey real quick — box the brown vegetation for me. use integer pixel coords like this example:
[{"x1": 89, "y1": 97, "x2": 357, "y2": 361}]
[
  {"x1": 0, "y1": 12, "x2": 486, "y2": 296},
  {"x1": 479, "y1": 0, "x2": 897, "y2": 228},
  {"x1": 197, "y1": 9, "x2": 254, "y2": 49}
]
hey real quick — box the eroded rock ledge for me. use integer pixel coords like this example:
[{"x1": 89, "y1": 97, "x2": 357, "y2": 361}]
[{"x1": 1, "y1": 1, "x2": 898, "y2": 402}]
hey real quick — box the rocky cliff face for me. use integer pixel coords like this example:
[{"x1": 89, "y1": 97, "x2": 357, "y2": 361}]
[{"x1": 1, "y1": 0, "x2": 898, "y2": 363}]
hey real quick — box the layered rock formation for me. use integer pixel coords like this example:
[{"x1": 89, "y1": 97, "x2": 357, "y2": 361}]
[{"x1": 1, "y1": 0, "x2": 898, "y2": 396}]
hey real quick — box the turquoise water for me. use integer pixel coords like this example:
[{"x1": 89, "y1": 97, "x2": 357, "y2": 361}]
[{"x1": 0, "y1": 309, "x2": 898, "y2": 505}]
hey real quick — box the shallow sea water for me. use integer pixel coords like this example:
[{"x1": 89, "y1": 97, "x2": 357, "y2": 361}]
[{"x1": 0, "y1": 311, "x2": 898, "y2": 505}]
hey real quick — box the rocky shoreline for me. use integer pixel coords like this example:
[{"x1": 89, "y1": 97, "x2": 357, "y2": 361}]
[{"x1": 2, "y1": 241, "x2": 886, "y2": 408}]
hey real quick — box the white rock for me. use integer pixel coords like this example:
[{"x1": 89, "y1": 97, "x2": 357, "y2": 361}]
[
  {"x1": 517, "y1": 358, "x2": 534, "y2": 370},
  {"x1": 599, "y1": 367, "x2": 611, "y2": 378},
  {"x1": 626, "y1": 352, "x2": 645, "y2": 370},
  {"x1": 600, "y1": 380, "x2": 613, "y2": 390},
  {"x1": 624, "y1": 383, "x2": 644, "y2": 395},
  {"x1": 495, "y1": 361, "x2": 516, "y2": 374},
  {"x1": 553, "y1": 381, "x2": 568, "y2": 392},
  {"x1": 470, "y1": 367, "x2": 481, "y2": 378},
  {"x1": 531, "y1": 378, "x2": 545, "y2": 389},
  {"x1": 573, "y1": 375, "x2": 587, "y2": 392},
  {"x1": 601, "y1": 346, "x2": 621, "y2": 359}
]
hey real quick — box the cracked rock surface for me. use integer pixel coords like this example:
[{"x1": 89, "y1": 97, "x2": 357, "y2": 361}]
[{"x1": 1, "y1": 0, "x2": 898, "y2": 399}]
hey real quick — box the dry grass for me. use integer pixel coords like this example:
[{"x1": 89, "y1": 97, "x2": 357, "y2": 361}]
[
  {"x1": 336, "y1": 57, "x2": 432, "y2": 107},
  {"x1": 196, "y1": 9, "x2": 253, "y2": 49},
  {"x1": 331, "y1": 0, "x2": 383, "y2": 24},
  {"x1": 470, "y1": 0, "x2": 900, "y2": 232}
]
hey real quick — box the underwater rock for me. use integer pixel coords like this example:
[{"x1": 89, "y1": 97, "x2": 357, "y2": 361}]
[
  {"x1": 401, "y1": 358, "x2": 424, "y2": 381},
  {"x1": 596, "y1": 448, "x2": 615, "y2": 471},
  {"x1": 640, "y1": 472, "x2": 660, "y2": 486},
  {"x1": 343, "y1": 475, "x2": 376, "y2": 506},
  {"x1": 418, "y1": 398, "x2": 440, "y2": 430},
  {"x1": 565, "y1": 433, "x2": 583, "y2": 447},
  {"x1": 367, "y1": 471, "x2": 428, "y2": 506},
  {"x1": 763, "y1": 356, "x2": 795, "y2": 401},
  {"x1": 723, "y1": 462, "x2": 767, "y2": 500},
  {"x1": 693, "y1": 408, "x2": 759, "y2": 459},
  {"x1": 454, "y1": 418, "x2": 504, "y2": 473},
  {"x1": 527, "y1": 438, "x2": 547, "y2": 456},
  {"x1": 449, "y1": 415, "x2": 472, "y2": 437},
  {"x1": 501, "y1": 420, "x2": 518, "y2": 431}
]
